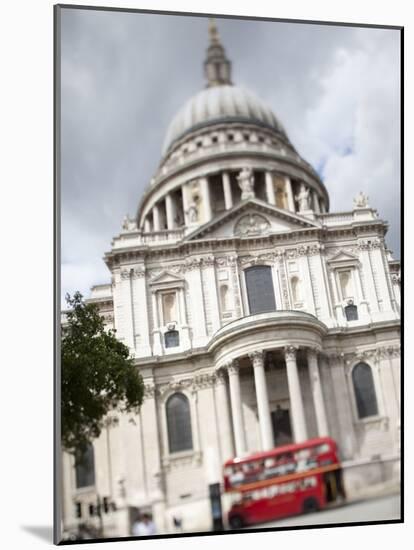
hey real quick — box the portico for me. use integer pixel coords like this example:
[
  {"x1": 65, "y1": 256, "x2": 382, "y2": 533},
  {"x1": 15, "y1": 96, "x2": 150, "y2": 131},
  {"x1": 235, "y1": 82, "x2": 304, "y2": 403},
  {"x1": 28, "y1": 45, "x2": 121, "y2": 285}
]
[{"x1": 209, "y1": 311, "x2": 329, "y2": 456}]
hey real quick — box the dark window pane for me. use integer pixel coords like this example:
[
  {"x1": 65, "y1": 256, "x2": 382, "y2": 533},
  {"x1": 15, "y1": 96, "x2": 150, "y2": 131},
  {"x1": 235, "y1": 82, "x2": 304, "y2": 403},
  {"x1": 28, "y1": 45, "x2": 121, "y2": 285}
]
[
  {"x1": 352, "y1": 363, "x2": 378, "y2": 418},
  {"x1": 245, "y1": 266, "x2": 276, "y2": 314},
  {"x1": 345, "y1": 304, "x2": 358, "y2": 321},
  {"x1": 165, "y1": 330, "x2": 180, "y2": 348},
  {"x1": 166, "y1": 393, "x2": 193, "y2": 453},
  {"x1": 75, "y1": 444, "x2": 95, "y2": 488}
]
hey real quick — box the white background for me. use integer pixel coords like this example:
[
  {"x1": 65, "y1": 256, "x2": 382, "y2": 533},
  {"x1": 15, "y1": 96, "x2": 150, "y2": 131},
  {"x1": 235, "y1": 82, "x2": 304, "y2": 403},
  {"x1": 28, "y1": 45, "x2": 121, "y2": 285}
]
[{"x1": 0, "y1": 0, "x2": 409, "y2": 548}]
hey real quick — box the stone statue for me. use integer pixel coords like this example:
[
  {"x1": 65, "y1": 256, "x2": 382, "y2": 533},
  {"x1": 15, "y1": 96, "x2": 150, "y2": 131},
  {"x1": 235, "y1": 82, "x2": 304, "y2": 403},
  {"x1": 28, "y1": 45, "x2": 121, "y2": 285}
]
[
  {"x1": 186, "y1": 203, "x2": 198, "y2": 223},
  {"x1": 353, "y1": 191, "x2": 369, "y2": 209},
  {"x1": 237, "y1": 167, "x2": 255, "y2": 200},
  {"x1": 122, "y1": 215, "x2": 137, "y2": 231},
  {"x1": 295, "y1": 183, "x2": 310, "y2": 212}
]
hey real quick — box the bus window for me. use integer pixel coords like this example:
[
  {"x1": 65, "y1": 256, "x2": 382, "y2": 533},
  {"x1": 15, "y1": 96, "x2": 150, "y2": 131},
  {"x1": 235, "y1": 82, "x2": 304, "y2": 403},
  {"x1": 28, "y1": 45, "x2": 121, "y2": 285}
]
[{"x1": 229, "y1": 465, "x2": 245, "y2": 486}]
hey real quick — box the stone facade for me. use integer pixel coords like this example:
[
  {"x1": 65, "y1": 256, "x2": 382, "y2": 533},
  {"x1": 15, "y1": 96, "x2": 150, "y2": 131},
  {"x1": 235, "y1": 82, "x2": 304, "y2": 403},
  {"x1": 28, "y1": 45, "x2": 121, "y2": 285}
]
[{"x1": 61, "y1": 20, "x2": 401, "y2": 537}]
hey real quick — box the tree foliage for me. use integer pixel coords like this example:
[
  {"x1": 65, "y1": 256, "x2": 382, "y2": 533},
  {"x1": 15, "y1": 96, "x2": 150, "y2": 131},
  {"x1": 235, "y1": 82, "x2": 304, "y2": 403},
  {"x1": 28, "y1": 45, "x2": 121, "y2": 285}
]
[{"x1": 61, "y1": 292, "x2": 144, "y2": 454}]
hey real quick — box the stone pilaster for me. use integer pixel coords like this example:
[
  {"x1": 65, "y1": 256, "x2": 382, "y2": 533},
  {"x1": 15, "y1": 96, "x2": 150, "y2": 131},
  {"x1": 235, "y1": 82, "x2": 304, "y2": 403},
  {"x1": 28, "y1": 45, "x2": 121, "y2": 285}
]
[{"x1": 307, "y1": 348, "x2": 329, "y2": 437}]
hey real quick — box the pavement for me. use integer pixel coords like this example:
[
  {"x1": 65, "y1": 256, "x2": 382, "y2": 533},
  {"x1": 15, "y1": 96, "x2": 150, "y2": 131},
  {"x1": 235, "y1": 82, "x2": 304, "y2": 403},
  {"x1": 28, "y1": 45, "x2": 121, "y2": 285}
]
[{"x1": 241, "y1": 493, "x2": 401, "y2": 530}]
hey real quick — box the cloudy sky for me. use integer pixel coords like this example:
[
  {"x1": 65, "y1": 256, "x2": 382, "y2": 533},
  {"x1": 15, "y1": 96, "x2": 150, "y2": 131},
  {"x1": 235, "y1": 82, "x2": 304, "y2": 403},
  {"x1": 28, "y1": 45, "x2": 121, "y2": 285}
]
[{"x1": 60, "y1": 8, "x2": 401, "y2": 307}]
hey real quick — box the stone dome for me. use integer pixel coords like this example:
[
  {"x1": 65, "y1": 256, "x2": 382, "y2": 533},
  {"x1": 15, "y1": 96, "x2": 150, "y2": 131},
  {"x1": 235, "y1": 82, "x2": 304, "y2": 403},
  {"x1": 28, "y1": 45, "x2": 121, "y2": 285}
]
[{"x1": 162, "y1": 84, "x2": 287, "y2": 155}]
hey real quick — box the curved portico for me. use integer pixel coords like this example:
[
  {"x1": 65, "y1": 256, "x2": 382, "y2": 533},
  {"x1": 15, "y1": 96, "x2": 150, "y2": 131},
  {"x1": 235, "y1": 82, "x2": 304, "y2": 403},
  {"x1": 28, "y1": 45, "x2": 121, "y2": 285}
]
[{"x1": 208, "y1": 311, "x2": 329, "y2": 456}]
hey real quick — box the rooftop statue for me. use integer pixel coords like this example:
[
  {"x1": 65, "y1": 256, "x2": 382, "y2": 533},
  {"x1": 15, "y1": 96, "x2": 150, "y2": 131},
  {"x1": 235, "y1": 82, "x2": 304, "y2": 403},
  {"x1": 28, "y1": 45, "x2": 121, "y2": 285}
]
[
  {"x1": 353, "y1": 191, "x2": 370, "y2": 209},
  {"x1": 122, "y1": 215, "x2": 137, "y2": 231},
  {"x1": 295, "y1": 183, "x2": 310, "y2": 212},
  {"x1": 237, "y1": 167, "x2": 255, "y2": 200}
]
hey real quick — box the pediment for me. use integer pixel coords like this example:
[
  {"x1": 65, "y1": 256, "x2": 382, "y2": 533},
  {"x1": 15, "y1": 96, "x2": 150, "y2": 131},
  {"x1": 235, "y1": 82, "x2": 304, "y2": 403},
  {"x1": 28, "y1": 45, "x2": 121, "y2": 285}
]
[
  {"x1": 327, "y1": 250, "x2": 359, "y2": 265},
  {"x1": 185, "y1": 199, "x2": 320, "y2": 241},
  {"x1": 149, "y1": 270, "x2": 184, "y2": 286}
]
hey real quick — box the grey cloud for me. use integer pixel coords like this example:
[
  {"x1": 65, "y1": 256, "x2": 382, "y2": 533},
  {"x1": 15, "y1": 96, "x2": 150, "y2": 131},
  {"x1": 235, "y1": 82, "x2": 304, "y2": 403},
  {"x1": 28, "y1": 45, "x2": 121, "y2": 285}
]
[{"x1": 60, "y1": 9, "x2": 400, "y2": 306}]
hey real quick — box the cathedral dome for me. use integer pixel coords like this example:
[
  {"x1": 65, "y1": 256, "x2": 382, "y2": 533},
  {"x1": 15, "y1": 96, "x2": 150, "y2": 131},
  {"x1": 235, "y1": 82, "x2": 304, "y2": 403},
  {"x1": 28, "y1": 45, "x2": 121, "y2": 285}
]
[{"x1": 162, "y1": 85, "x2": 287, "y2": 154}]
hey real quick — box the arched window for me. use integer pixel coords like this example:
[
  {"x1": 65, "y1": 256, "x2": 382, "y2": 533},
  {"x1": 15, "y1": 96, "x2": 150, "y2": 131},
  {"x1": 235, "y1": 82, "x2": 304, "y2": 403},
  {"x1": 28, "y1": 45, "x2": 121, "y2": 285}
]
[
  {"x1": 245, "y1": 265, "x2": 276, "y2": 314},
  {"x1": 75, "y1": 443, "x2": 95, "y2": 489},
  {"x1": 166, "y1": 393, "x2": 193, "y2": 453},
  {"x1": 164, "y1": 330, "x2": 179, "y2": 348},
  {"x1": 352, "y1": 363, "x2": 379, "y2": 418}
]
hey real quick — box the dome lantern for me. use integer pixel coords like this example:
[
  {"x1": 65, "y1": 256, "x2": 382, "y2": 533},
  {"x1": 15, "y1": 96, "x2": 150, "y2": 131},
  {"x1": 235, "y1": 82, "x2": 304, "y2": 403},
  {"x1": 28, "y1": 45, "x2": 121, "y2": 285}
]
[{"x1": 204, "y1": 18, "x2": 232, "y2": 88}]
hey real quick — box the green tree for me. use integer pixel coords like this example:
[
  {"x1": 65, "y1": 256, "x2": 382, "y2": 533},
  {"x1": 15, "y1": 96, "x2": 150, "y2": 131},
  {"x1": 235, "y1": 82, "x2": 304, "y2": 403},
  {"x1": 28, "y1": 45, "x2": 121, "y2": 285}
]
[{"x1": 61, "y1": 292, "x2": 144, "y2": 454}]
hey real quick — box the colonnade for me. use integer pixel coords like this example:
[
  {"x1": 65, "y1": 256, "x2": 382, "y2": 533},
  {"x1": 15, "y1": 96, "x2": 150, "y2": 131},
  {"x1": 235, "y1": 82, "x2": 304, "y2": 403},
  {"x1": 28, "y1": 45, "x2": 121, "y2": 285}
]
[
  {"x1": 143, "y1": 171, "x2": 325, "y2": 232},
  {"x1": 224, "y1": 346, "x2": 329, "y2": 456}
]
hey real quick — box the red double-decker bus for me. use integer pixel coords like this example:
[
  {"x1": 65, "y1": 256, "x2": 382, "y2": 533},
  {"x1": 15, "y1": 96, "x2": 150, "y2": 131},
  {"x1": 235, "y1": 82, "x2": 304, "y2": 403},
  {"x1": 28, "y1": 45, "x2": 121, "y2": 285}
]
[{"x1": 223, "y1": 437, "x2": 345, "y2": 528}]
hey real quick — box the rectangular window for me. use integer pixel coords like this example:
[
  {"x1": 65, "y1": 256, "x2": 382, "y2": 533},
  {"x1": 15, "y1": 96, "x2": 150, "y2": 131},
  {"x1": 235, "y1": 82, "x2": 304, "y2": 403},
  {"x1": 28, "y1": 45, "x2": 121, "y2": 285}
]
[{"x1": 245, "y1": 266, "x2": 276, "y2": 314}]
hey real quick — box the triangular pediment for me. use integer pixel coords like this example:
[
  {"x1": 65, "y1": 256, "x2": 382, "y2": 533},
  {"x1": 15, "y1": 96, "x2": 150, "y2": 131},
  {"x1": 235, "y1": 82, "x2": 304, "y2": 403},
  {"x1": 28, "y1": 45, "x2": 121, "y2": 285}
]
[
  {"x1": 149, "y1": 270, "x2": 183, "y2": 285},
  {"x1": 327, "y1": 250, "x2": 359, "y2": 264},
  {"x1": 184, "y1": 199, "x2": 320, "y2": 241}
]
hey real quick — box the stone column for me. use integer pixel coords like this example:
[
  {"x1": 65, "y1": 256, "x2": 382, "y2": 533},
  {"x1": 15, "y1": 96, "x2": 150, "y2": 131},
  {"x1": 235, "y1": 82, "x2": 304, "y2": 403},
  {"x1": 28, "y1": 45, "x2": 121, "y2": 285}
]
[
  {"x1": 200, "y1": 176, "x2": 213, "y2": 222},
  {"x1": 307, "y1": 348, "x2": 329, "y2": 437},
  {"x1": 144, "y1": 217, "x2": 151, "y2": 233},
  {"x1": 284, "y1": 346, "x2": 308, "y2": 442},
  {"x1": 312, "y1": 190, "x2": 320, "y2": 213},
  {"x1": 214, "y1": 370, "x2": 234, "y2": 461},
  {"x1": 265, "y1": 172, "x2": 276, "y2": 205},
  {"x1": 250, "y1": 351, "x2": 274, "y2": 450},
  {"x1": 222, "y1": 172, "x2": 233, "y2": 210},
  {"x1": 181, "y1": 184, "x2": 190, "y2": 226},
  {"x1": 285, "y1": 176, "x2": 295, "y2": 212},
  {"x1": 226, "y1": 360, "x2": 247, "y2": 456},
  {"x1": 165, "y1": 193, "x2": 176, "y2": 230},
  {"x1": 153, "y1": 204, "x2": 161, "y2": 231}
]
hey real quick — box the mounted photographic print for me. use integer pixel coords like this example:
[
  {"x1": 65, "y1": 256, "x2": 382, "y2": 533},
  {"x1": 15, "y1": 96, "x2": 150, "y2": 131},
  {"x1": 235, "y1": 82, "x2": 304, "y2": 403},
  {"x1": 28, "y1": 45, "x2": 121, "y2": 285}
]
[{"x1": 55, "y1": 4, "x2": 402, "y2": 544}]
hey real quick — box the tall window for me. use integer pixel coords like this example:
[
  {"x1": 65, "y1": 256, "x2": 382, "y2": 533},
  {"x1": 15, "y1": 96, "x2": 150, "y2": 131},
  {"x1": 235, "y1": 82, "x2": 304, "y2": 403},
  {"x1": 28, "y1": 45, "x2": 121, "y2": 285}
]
[
  {"x1": 245, "y1": 265, "x2": 276, "y2": 314},
  {"x1": 352, "y1": 363, "x2": 379, "y2": 418},
  {"x1": 166, "y1": 393, "x2": 193, "y2": 453},
  {"x1": 75, "y1": 443, "x2": 95, "y2": 489}
]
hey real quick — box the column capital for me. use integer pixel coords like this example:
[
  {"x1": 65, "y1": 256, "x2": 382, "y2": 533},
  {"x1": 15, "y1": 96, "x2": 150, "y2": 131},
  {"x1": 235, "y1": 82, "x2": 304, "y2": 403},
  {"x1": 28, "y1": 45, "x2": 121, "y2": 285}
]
[
  {"x1": 224, "y1": 358, "x2": 239, "y2": 375},
  {"x1": 249, "y1": 350, "x2": 264, "y2": 368},
  {"x1": 284, "y1": 345, "x2": 298, "y2": 361},
  {"x1": 307, "y1": 346, "x2": 319, "y2": 360},
  {"x1": 215, "y1": 368, "x2": 227, "y2": 384}
]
